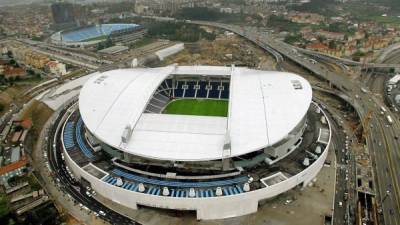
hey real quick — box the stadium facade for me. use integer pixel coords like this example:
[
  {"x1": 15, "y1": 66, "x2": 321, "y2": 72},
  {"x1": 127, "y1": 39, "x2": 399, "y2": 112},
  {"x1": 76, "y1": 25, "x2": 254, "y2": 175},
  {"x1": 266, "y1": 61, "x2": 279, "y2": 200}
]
[
  {"x1": 57, "y1": 65, "x2": 331, "y2": 220},
  {"x1": 50, "y1": 23, "x2": 146, "y2": 48}
]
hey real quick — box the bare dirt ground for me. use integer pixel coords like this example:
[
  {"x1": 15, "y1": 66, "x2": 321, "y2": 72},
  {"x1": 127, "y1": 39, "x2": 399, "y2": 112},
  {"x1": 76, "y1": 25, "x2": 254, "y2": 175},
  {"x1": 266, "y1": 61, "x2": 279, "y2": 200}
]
[
  {"x1": 162, "y1": 35, "x2": 275, "y2": 69},
  {"x1": 0, "y1": 80, "x2": 45, "y2": 116}
]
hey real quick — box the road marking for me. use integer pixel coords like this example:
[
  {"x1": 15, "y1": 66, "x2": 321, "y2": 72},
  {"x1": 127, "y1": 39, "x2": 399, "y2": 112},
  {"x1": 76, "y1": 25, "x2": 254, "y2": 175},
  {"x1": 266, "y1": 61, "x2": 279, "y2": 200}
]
[{"x1": 376, "y1": 118, "x2": 400, "y2": 224}]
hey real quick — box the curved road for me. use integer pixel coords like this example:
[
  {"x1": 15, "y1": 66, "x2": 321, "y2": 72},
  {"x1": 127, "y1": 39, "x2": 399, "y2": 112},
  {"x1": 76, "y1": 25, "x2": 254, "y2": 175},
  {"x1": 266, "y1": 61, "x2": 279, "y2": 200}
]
[{"x1": 189, "y1": 20, "x2": 400, "y2": 225}]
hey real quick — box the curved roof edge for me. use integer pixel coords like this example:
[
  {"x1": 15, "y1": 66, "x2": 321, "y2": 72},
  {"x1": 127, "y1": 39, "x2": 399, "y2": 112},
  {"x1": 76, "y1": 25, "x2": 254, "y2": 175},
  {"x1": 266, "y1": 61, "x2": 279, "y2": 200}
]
[{"x1": 78, "y1": 66, "x2": 312, "y2": 161}]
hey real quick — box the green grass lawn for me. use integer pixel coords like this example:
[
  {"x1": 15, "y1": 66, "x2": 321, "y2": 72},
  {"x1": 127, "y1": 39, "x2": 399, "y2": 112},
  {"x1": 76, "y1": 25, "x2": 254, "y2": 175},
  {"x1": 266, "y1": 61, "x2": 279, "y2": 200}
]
[
  {"x1": 354, "y1": 14, "x2": 400, "y2": 25},
  {"x1": 82, "y1": 35, "x2": 108, "y2": 42},
  {"x1": 373, "y1": 16, "x2": 400, "y2": 25},
  {"x1": 163, "y1": 99, "x2": 229, "y2": 117}
]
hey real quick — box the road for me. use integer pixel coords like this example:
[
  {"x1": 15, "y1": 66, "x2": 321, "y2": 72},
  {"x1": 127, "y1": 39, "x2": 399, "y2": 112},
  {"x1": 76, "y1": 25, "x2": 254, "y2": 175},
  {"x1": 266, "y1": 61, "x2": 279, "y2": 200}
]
[
  {"x1": 188, "y1": 20, "x2": 400, "y2": 225},
  {"x1": 294, "y1": 43, "x2": 400, "y2": 69},
  {"x1": 382, "y1": 49, "x2": 400, "y2": 64},
  {"x1": 362, "y1": 72, "x2": 386, "y2": 95},
  {"x1": 314, "y1": 91, "x2": 359, "y2": 225},
  {"x1": 322, "y1": 101, "x2": 353, "y2": 225}
]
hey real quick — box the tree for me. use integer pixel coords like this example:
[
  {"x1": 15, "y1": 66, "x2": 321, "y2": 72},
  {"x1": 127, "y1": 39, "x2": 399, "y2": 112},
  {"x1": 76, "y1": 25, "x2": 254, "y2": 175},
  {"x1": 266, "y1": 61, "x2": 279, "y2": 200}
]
[
  {"x1": 290, "y1": 0, "x2": 336, "y2": 15},
  {"x1": 8, "y1": 219, "x2": 15, "y2": 225},
  {"x1": 267, "y1": 15, "x2": 303, "y2": 32},
  {"x1": 317, "y1": 35, "x2": 326, "y2": 43},
  {"x1": 284, "y1": 34, "x2": 303, "y2": 44},
  {"x1": 14, "y1": 125, "x2": 23, "y2": 132},
  {"x1": 0, "y1": 194, "x2": 10, "y2": 218},
  {"x1": 147, "y1": 22, "x2": 213, "y2": 43},
  {"x1": 105, "y1": 37, "x2": 113, "y2": 48},
  {"x1": 0, "y1": 75, "x2": 5, "y2": 84},
  {"x1": 328, "y1": 40, "x2": 337, "y2": 49},
  {"x1": 176, "y1": 7, "x2": 221, "y2": 21}
]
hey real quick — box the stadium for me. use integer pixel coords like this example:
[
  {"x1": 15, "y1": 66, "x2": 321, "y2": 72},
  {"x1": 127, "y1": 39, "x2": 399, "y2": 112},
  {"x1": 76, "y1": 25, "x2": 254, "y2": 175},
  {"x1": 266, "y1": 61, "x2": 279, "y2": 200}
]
[
  {"x1": 56, "y1": 65, "x2": 331, "y2": 220},
  {"x1": 50, "y1": 23, "x2": 146, "y2": 47}
]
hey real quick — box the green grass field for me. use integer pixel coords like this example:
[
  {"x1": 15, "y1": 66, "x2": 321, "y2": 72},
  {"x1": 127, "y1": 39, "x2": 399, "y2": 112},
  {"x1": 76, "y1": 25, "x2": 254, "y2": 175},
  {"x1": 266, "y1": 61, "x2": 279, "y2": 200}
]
[
  {"x1": 163, "y1": 99, "x2": 229, "y2": 117},
  {"x1": 82, "y1": 35, "x2": 108, "y2": 42}
]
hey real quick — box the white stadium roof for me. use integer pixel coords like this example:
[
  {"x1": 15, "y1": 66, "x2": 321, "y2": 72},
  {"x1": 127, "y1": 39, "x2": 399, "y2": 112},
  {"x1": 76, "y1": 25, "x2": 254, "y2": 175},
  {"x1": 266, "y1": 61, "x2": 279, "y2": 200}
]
[{"x1": 79, "y1": 66, "x2": 312, "y2": 161}]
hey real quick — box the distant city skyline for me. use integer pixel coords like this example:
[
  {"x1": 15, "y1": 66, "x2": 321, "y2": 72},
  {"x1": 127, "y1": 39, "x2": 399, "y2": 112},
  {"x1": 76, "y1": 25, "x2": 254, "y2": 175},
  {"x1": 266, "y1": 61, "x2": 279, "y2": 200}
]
[{"x1": 0, "y1": 0, "x2": 129, "y2": 7}]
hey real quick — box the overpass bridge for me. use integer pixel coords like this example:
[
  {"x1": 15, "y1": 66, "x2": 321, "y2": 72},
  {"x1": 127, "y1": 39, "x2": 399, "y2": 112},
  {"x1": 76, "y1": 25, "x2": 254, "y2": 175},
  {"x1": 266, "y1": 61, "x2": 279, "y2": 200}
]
[
  {"x1": 188, "y1": 20, "x2": 400, "y2": 225},
  {"x1": 298, "y1": 48, "x2": 400, "y2": 69},
  {"x1": 189, "y1": 21, "x2": 354, "y2": 92},
  {"x1": 190, "y1": 21, "x2": 400, "y2": 71}
]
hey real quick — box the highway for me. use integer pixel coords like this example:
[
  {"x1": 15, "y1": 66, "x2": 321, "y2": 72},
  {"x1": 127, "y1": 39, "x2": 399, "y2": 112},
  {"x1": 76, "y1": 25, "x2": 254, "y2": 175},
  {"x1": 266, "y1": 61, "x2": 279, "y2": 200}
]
[
  {"x1": 292, "y1": 44, "x2": 400, "y2": 69},
  {"x1": 314, "y1": 88, "x2": 361, "y2": 225},
  {"x1": 319, "y1": 98, "x2": 354, "y2": 225},
  {"x1": 381, "y1": 48, "x2": 400, "y2": 64},
  {"x1": 188, "y1": 20, "x2": 400, "y2": 225},
  {"x1": 362, "y1": 71, "x2": 386, "y2": 96},
  {"x1": 9, "y1": 39, "x2": 102, "y2": 70}
]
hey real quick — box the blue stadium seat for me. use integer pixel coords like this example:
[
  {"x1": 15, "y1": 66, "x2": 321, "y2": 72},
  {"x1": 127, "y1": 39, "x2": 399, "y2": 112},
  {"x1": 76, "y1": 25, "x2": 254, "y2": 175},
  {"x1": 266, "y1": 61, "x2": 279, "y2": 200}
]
[
  {"x1": 112, "y1": 168, "x2": 248, "y2": 188},
  {"x1": 165, "y1": 79, "x2": 173, "y2": 89},
  {"x1": 220, "y1": 82, "x2": 230, "y2": 99},
  {"x1": 184, "y1": 81, "x2": 196, "y2": 98},
  {"x1": 62, "y1": 24, "x2": 138, "y2": 42},
  {"x1": 196, "y1": 81, "x2": 208, "y2": 98},
  {"x1": 173, "y1": 81, "x2": 185, "y2": 98},
  {"x1": 75, "y1": 118, "x2": 95, "y2": 159},
  {"x1": 63, "y1": 122, "x2": 75, "y2": 149},
  {"x1": 208, "y1": 82, "x2": 220, "y2": 99}
]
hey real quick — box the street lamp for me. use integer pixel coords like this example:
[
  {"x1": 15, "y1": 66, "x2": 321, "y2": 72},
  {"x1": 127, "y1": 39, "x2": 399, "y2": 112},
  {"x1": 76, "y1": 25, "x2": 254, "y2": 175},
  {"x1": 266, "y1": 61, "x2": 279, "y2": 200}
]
[{"x1": 382, "y1": 190, "x2": 391, "y2": 203}]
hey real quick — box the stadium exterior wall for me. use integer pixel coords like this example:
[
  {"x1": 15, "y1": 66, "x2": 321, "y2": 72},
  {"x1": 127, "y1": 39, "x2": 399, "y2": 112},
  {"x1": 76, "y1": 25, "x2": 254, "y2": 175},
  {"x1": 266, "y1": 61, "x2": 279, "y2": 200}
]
[
  {"x1": 265, "y1": 116, "x2": 306, "y2": 160},
  {"x1": 61, "y1": 103, "x2": 331, "y2": 220},
  {"x1": 50, "y1": 26, "x2": 146, "y2": 48},
  {"x1": 50, "y1": 32, "x2": 103, "y2": 47}
]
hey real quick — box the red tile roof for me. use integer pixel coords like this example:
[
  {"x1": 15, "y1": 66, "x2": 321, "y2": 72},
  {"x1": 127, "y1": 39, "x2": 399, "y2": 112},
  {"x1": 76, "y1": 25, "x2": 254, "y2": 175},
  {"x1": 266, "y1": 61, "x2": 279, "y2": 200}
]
[
  {"x1": 306, "y1": 43, "x2": 328, "y2": 50},
  {"x1": 4, "y1": 66, "x2": 26, "y2": 78},
  {"x1": 0, "y1": 157, "x2": 28, "y2": 176}
]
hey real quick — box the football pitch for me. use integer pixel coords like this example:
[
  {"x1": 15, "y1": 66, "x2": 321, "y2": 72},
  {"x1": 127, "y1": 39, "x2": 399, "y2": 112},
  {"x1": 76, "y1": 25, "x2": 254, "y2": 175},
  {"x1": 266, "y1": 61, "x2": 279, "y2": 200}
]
[{"x1": 163, "y1": 99, "x2": 229, "y2": 117}]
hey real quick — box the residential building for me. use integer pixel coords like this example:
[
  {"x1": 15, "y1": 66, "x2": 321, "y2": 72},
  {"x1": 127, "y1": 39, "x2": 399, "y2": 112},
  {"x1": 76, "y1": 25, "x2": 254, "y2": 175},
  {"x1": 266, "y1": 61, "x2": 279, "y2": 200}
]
[
  {"x1": 45, "y1": 60, "x2": 67, "y2": 76},
  {"x1": 3, "y1": 66, "x2": 26, "y2": 80}
]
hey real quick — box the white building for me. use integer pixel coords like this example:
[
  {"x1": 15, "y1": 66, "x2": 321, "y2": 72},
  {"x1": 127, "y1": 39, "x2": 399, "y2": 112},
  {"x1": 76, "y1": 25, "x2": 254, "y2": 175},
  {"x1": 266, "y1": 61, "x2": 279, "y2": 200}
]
[
  {"x1": 388, "y1": 74, "x2": 400, "y2": 85},
  {"x1": 46, "y1": 60, "x2": 67, "y2": 76},
  {"x1": 56, "y1": 66, "x2": 331, "y2": 220},
  {"x1": 220, "y1": 8, "x2": 233, "y2": 14}
]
